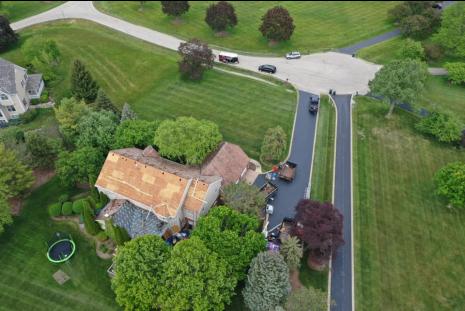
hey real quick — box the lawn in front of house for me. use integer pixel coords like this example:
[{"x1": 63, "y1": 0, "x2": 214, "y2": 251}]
[
  {"x1": 1, "y1": 1, "x2": 64, "y2": 22},
  {"x1": 0, "y1": 178, "x2": 118, "y2": 311},
  {"x1": 353, "y1": 96, "x2": 465, "y2": 310},
  {"x1": 1, "y1": 20, "x2": 296, "y2": 160},
  {"x1": 95, "y1": 1, "x2": 399, "y2": 55}
]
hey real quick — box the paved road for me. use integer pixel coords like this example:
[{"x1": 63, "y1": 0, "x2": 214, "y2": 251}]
[
  {"x1": 330, "y1": 95, "x2": 354, "y2": 311},
  {"x1": 11, "y1": 1, "x2": 380, "y2": 95},
  {"x1": 254, "y1": 91, "x2": 318, "y2": 230}
]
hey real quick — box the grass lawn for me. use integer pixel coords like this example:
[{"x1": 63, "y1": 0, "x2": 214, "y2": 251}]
[
  {"x1": 353, "y1": 96, "x2": 465, "y2": 310},
  {"x1": 310, "y1": 95, "x2": 336, "y2": 203},
  {"x1": 95, "y1": 1, "x2": 399, "y2": 55},
  {"x1": 357, "y1": 36, "x2": 465, "y2": 66},
  {"x1": 1, "y1": 1, "x2": 64, "y2": 22},
  {"x1": 0, "y1": 178, "x2": 118, "y2": 311},
  {"x1": 419, "y1": 76, "x2": 465, "y2": 123},
  {"x1": 1, "y1": 21, "x2": 296, "y2": 160}
]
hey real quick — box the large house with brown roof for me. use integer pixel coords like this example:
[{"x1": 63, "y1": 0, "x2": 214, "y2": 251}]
[{"x1": 95, "y1": 143, "x2": 251, "y2": 239}]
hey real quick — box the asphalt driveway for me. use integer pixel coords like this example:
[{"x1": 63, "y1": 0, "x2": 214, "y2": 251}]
[
  {"x1": 255, "y1": 91, "x2": 318, "y2": 230},
  {"x1": 330, "y1": 94, "x2": 354, "y2": 311}
]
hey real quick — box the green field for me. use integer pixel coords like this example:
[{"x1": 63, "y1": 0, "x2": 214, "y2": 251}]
[
  {"x1": 353, "y1": 96, "x2": 465, "y2": 310},
  {"x1": 95, "y1": 1, "x2": 398, "y2": 55},
  {"x1": 0, "y1": 178, "x2": 118, "y2": 311},
  {"x1": 1, "y1": 21, "x2": 296, "y2": 159},
  {"x1": 357, "y1": 36, "x2": 465, "y2": 66},
  {"x1": 1, "y1": 1, "x2": 64, "y2": 22},
  {"x1": 310, "y1": 95, "x2": 336, "y2": 203}
]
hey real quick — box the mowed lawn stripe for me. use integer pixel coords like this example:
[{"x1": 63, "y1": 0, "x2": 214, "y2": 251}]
[
  {"x1": 1, "y1": 21, "x2": 296, "y2": 159},
  {"x1": 354, "y1": 97, "x2": 465, "y2": 310}
]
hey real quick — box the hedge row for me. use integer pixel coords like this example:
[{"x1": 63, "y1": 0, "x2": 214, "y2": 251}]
[{"x1": 48, "y1": 191, "x2": 110, "y2": 217}]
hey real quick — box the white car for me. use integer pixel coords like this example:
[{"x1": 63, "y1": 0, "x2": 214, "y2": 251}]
[{"x1": 285, "y1": 51, "x2": 301, "y2": 59}]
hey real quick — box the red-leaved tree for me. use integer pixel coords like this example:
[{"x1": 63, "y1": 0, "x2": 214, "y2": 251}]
[{"x1": 292, "y1": 200, "x2": 344, "y2": 266}]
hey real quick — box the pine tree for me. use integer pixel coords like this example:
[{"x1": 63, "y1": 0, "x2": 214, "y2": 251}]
[
  {"x1": 120, "y1": 103, "x2": 137, "y2": 122},
  {"x1": 0, "y1": 15, "x2": 17, "y2": 52},
  {"x1": 105, "y1": 219, "x2": 130, "y2": 245},
  {"x1": 82, "y1": 201, "x2": 101, "y2": 236},
  {"x1": 95, "y1": 88, "x2": 118, "y2": 114},
  {"x1": 71, "y1": 59, "x2": 99, "y2": 103}
]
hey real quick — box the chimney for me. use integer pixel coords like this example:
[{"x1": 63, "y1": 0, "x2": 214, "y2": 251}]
[{"x1": 142, "y1": 146, "x2": 159, "y2": 158}]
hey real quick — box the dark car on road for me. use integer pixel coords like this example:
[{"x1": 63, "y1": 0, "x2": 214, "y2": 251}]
[
  {"x1": 258, "y1": 64, "x2": 277, "y2": 74},
  {"x1": 309, "y1": 96, "x2": 319, "y2": 114}
]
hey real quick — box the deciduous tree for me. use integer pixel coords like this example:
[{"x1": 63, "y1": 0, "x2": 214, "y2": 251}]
[
  {"x1": 259, "y1": 6, "x2": 295, "y2": 42},
  {"x1": 24, "y1": 130, "x2": 62, "y2": 168},
  {"x1": 368, "y1": 59, "x2": 428, "y2": 117},
  {"x1": 243, "y1": 251, "x2": 290, "y2": 311},
  {"x1": 0, "y1": 143, "x2": 34, "y2": 199},
  {"x1": 192, "y1": 206, "x2": 266, "y2": 281},
  {"x1": 444, "y1": 62, "x2": 465, "y2": 85},
  {"x1": 158, "y1": 237, "x2": 235, "y2": 311},
  {"x1": 178, "y1": 38, "x2": 214, "y2": 80},
  {"x1": 292, "y1": 200, "x2": 344, "y2": 265},
  {"x1": 399, "y1": 38, "x2": 425, "y2": 60},
  {"x1": 161, "y1": 1, "x2": 189, "y2": 18},
  {"x1": 54, "y1": 97, "x2": 90, "y2": 142},
  {"x1": 416, "y1": 111, "x2": 463, "y2": 143},
  {"x1": 154, "y1": 116, "x2": 222, "y2": 165},
  {"x1": 0, "y1": 15, "x2": 17, "y2": 52},
  {"x1": 0, "y1": 196, "x2": 12, "y2": 235},
  {"x1": 112, "y1": 235, "x2": 170, "y2": 310},
  {"x1": 435, "y1": 162, "x2": 465, "y2": 208},
  {"x1": 222, "y1": 182, "x2": 266, "y2": 217},
  {"x1": 56, "y1": 147, "x2": 105, "y2": 187},
  {"x1": 76, "y1": 110, "x2": 119, "y2": 154},
  {"x1": 22, "y1": 37, "x2": 61, "y2": 81},
  {"x1": 434, "y1": 3, "x2": 465, "y2": 57},
  {"x1": 114, "y1": 119, "x2": 160, "y2": 149},
  {"x1": 71, "y1": 59, "x2": 99, "y2": 103},
  {"x1": 389, "y1": 1, "x2": 440, "y2": 39},
  {"x1": 260, "y1": 126, "x2": 287, "y2": 164},
  {"x1": 205, "y1": 1, "x2": 237, "y2": 32}
]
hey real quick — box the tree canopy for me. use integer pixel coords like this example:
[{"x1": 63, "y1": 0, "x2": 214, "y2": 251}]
[
  {"x1": 157, "y1": 237, "x2": 235, "y2": 311},
  {"x1": 22, "y1": 37, "x2": 61, "y2": 81},
  {"x1": 435, "y1": 162, "x2": 465, "y2": 208},
  {"x1": 389, "y1": 1, "x2": 440, "y2": 39},
  {"x1": 154, "y1": 116, "x2": 222, "y2": 165},
  {"x1": 279, "y1": 236, "x2": 303, "y2": 271},
  {"x1": 76, "y1": 110, "x2": 119, "y2": 154},
  {"x1": 56, "y1": 147, "x2": 105, "y2": 187},
  {"x1": 0, "y1": 143, "x2": 34, "y2": 199},
  {"x1": 114, "y1": 119, "x2": 160, "y2": 149},
  {"x1": 399, "y1": 38, "x2": 425, "y2": 60},
  {"x1": 0, "y1": 15, "x2": 17, "y2": 52},
  {"x1": 368, "y1": 59, "x2": 428, "y2": 117},
  {"x1": 222, "y1": 182, "x2": 266, "y2": 217},
  {"x1": 260, "y1": 126, "x2": 287, "y2": 164},
  {"x1": 434, "y1": 2, "x2": 465, "y2": 57},
  {"x1": 54, "y1": 97, "x2": 90, "y2": 142},
  {"x1": 243, "y1": 251, "x2": 290, "y2": 311},
  {"x1": 205, "y1": 1, "x2": 237, "y2": 32},
  {"x1": 178, "y1": 38, "x2": 214, "y2": 80},
  {"x1": 24, "y1": 130, "x2": 62, "y2": 168},
  {"x1": 95, "y1": 88, "x2": 118, "y2": 114},
  {"x1": 444, "y1": 62, "x2": 465, "y2": 85},
  {"x1": 161, "y1": 1, "x2": 190, "y2": 17},
  {"x1": 192, "y1": 206, "x2": 266, "y2": 281},
  {"x1": 112, "y1": 235, "x2": 170, "y2": 311},
  {"x1": 292, "y1": 200, "x2": 344, "y2": 264},
  {"x1": 120, "y1": 102, "x2": 137, "y2": 122},
  {"x1": 415, "y1": 111, "x2": 463, "y2": 143},
  {"x1": 259, "y1": 6, "x2": 295, "y2": 42},
  {"x1": 71, "y1": 59, "x2": 99, "y2": 103},
  {"x1": 0, "y1": 196, "x2": 13, "y2": 235}
]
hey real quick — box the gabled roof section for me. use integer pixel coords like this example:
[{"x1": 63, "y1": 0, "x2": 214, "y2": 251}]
[
  {"x1": 95, "y1": 148, "x2": 221, "y2": 219},
  {"x1": 0, "y1": 58, "x2": 17, "y2": 94},
  {"x1": 201, "y1": 142, "x2": 250, "y2": 185}
]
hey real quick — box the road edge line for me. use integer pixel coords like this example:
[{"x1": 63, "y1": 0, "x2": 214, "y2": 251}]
[
  {"x1": 327, "y1": 94, "x2": 339, "y2": 311},
  {"x1": 350, "y1": 94, "x2": 355, "y2": 311},
  {"x1": 306, "y1": 94, "x2": 321, "y2": 199}
]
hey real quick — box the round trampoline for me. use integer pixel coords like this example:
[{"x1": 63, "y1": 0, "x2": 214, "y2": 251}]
[{"x1": 46, "y1": 233, "x2": 76, "y2": 263}]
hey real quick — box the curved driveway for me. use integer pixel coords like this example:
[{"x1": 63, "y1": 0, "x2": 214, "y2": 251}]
[
  {"x1": 11, "y1": 1, "x2": 380, "y2": 95},
  {"x1": 12, "y1": 3, "x2": 360, "y2": 310}
]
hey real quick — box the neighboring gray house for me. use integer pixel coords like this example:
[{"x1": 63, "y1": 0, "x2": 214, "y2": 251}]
[{"x1": 0, "y1": 58, "x2": 44, "y2": 125}]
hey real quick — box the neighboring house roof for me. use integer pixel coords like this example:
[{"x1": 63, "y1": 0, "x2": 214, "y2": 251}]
[
  {"x1": 201, "y1": 142, "x2": 250, "y2": 185},
  {"x1": 0, "y1": 58, "x2": 17, "y2": 94},
  {"x1": 95, "y1": 148, "x2": 220, "y2": 219},
  {"x1": 112, "y1": 200, "x2": 169, "y2": 238},
  {"x1": 26, "y1": 74, "x2": 43, "y2": 94}
]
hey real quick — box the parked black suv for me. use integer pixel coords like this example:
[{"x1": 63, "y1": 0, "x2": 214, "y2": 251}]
[{"x1": 258, "y1": 64, "x2": 277, "y2": 74}]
